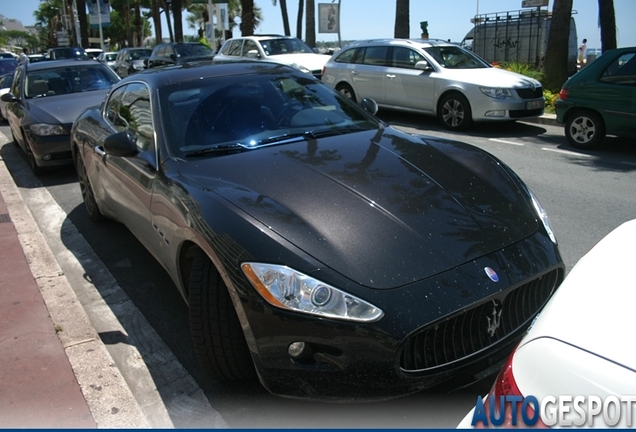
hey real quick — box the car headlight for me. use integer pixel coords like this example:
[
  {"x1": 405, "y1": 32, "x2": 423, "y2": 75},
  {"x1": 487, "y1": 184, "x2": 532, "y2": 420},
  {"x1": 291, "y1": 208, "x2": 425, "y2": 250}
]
[
  {"x1": 529, "y1": 190, "x2": 557, "y2": 244},
  {"x1": 241, "y1": 262, "x2": 384, "y2": 322},
  {"x1": 290, "y1": 63, "x2": 311, "y2": 74},
  {"x1": 29, "y1": 123, "x2": 67, "y2": 136},
  {"x1": 480, "y1": 87, "x2": 513, "y2": 99}
]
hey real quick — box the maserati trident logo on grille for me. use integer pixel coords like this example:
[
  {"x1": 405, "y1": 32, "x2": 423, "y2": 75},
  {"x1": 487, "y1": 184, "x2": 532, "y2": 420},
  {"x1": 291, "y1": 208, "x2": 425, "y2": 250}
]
[
  {"x1": 484, "y1": 267, "x2": 499, "y2": 282},
  {"x1": 486, "y1": 300, "x2": 503, "y2": 337}
]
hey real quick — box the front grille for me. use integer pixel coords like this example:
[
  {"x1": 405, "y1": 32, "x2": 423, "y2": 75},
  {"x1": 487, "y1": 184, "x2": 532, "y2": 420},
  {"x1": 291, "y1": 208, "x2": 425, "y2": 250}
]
[
  {"x1": 399, "y1": 269, "x2": 561, "y2": 372},
  {"x1": 510, "y1": 108, "x2": 543, "y2": 118},
  {"x1": 516, "y1": 87, "x2": 543, "y2": 99}
]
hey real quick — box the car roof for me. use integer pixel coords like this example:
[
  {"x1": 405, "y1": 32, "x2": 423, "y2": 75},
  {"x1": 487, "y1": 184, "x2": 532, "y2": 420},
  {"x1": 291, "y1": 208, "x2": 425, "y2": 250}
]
[
  {"x1": 24, "y1": 58, "x2": 104, "y2": 72},
  {"x1": 342, "y1": 38, "x2": 456, "y2": 49},
  {"x1": 121, "y1": 60, "x2": 297, "y2": 88}
]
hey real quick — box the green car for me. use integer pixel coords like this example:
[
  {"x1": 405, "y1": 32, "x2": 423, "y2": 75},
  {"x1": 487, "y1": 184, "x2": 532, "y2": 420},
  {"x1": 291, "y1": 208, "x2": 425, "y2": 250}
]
[{"x1": 556, "y1": 46, "x2": 636, "y2": 149}]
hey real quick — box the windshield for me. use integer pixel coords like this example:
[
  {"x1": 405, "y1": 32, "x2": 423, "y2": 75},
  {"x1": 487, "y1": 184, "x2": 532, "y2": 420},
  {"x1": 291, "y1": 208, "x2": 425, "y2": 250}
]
[
  {"x1": 424, "y1": 46, "x2": 489, "y2": 69},
  {"x1": 159, "y1": 72, "x2": 381, "y2": 157},
  {"x1": 259, "y1": 38, "x2": 315, "y2": 56},
  {"x1": 175, "y1": 44, "x2": 214, "y2": 58},
  {"x1": 25, "y1": 65, "x2": 119, "y2": 98}
]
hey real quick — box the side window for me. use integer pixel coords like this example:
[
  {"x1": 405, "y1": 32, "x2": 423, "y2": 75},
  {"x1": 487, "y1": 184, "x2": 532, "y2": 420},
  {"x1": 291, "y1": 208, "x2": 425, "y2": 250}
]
[
  {"x1": 105, "y1": 85, "x2": 128, "y2": 130},
  {"x1": 120, "y1": 83, "x2": 154, "y2": 154},
  {"x1": 362, "y1": 46, "x2": 389, "y2": 67},
  {"x1": 227, "y1": 40, "x2": 243, "y2": 56},
  {"x1": 334, "y1": 48, "x2": 358, "y2": 64},
  {"x1": 600, "y1": 53, "x2": 636, "y2": 86},
  {"x1": 391, "y1": 47, "x2": 424, "y2": 69},
  {"x1": 242, "y1": 40, "x2": 259, "y2": 56}
]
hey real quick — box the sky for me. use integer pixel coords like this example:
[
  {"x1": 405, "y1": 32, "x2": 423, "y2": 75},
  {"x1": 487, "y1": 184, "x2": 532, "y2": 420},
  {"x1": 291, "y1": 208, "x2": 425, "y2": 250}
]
[{"x1": 2, "y1": 0, "x2": 636, "y2": 49}]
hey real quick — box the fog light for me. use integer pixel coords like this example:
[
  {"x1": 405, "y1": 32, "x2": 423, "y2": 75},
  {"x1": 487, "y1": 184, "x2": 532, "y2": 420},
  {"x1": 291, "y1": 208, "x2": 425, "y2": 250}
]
[
  {"x1": 42, "y1": 154, "x2": 51, "y2": 161},
  {"x1": 288, "y1": 342, "x2": 306, "y2": 358},
  {"x1": 485, "y1": 110, "x2": 506, "y2": 117}
]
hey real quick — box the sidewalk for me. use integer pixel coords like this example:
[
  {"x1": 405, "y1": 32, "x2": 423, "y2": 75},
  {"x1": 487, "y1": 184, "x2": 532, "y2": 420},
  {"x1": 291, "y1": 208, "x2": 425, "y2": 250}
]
[{"x1": 0, "y1": 147, "x2": 150, "y2": 428}]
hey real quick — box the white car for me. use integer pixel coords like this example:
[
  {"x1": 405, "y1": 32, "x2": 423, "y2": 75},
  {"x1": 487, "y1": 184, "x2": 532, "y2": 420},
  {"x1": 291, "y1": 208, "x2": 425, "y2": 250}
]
[
  {"x1": 322, "y1": 38, "x2": 544, "y2": 131},
  {"x1": 213, "y1": 35, "x2": 329, "y2": 79},
  {"x1": 458, "y1": 219, "x2": 636, "y2": 428}
]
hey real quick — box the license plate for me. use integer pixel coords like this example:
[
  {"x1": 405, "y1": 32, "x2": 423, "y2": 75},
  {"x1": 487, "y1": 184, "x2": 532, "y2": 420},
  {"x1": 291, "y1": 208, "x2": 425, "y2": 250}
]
[{"x1": 527, "y1": 100, "x2": 543, "y2": 110}]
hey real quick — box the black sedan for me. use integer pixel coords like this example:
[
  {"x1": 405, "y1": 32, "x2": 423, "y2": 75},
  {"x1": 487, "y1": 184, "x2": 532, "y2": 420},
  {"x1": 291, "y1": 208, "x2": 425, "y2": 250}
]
[
  {"x1": 147, "y1": 42, "x2": 215, "y2": 68},
  {"x1": 2, "y1": 58, "x2": 120, "y2": 174},
  {"x1": 71, "y1": 61, "x2": 565, "y2": 401}
]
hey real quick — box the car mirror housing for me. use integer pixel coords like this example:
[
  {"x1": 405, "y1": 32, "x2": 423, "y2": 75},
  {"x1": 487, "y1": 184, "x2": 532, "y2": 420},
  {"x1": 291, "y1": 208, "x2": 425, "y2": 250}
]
[
  {"x1": 360, "y1": 98, "x2": 378, "y2": 115},
  {"x1": 1, "y1": 92, "x2": 17, "y2": 103},
  {"x1": 246, "y1": 49, "x2": 260, "y2": 59},
  {"x1": 103, "y1": 131, "x2": 140, "y2": 157},
  {"x1": 415, "y1": 60, "x2": 434, "y2": 72}
]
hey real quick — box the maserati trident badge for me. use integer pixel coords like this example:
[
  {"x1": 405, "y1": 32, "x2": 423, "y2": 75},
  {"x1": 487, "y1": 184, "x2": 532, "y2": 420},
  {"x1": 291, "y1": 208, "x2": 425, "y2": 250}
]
[
  {"x1": 486, "y1": 300, "x2": 503, "y2": 337},
  {"x1": 484, "y1": 267, "x2": 499, "y2": 282}
]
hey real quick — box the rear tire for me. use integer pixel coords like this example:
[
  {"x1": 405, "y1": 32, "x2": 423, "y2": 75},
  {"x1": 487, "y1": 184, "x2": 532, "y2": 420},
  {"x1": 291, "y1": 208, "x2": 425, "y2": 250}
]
[
  {"x1": 189, "y1": 252, "x2": 256, "y2": 380},
  {"x1": 564, "y1": 110, "x2": 605, "y2": 149},
  {"x1": 336, "y1": 83, "x2": 357, "y2": 103},
  {"x1": 438, "y1": 93, "x2": 473, "y2": 131},
  {"x1": 75, "y1": 150, "x2": 105, "y2": 222}
]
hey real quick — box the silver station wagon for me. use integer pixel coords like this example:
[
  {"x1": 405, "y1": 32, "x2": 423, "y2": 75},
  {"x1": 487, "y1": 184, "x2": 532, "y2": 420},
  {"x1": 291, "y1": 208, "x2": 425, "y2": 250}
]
[{"x1": 322, "y1": 39, "x2": 544, "y2": 130}]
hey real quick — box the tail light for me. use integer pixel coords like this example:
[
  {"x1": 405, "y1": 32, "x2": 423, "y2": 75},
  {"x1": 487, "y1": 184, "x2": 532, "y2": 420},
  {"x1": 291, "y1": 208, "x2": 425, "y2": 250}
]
[
  {"x1": 475, "y1": 352, "x2": 548, "y2": 428},
  {"x1": 558, "y1": 89, "x2": 568, "y2": 100}
]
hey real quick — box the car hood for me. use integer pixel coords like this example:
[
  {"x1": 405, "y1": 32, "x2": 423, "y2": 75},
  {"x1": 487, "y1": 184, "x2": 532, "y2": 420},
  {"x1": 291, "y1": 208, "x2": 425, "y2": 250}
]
[
  {"x1": 267, "y1": 53, "x2": 330, "y2": 70},
  {"x1": 25, "y1": 91, "x2": 108, "y2": 127},
  {"x1": 521, "y1": 219, "x2": 636, "y2": 371},
  {"x1": 182, "y1": 128, "x2": 538, "y2": 289},
  {"x1": 435, "y1": 67, "x2": 542, "y2": 88}
]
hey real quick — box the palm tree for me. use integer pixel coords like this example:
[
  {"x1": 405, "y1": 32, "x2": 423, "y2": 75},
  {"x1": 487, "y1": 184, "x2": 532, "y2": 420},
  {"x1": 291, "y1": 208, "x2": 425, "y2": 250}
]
[
  {"x1": 240, "y1": 0, "x2": 255, "y2": 35},
  {"x1": 296, "y1": 0, "x2": 303, "y2": 39},
  {"x1": 598, "y1": 0, "x2": 617, "y2": 51},
  {"x1": 394, "y1": 0, "x2": 409, "y2": 38},
  {"x1": 272, "y1": 0, "x2": 291, "y2": 36},
  {"x1": 34, "y1": 0, "x2": 64, "y2": 48},
  {"x1": 543, "y1": 0, "x2": 573, "y2": 90},
  {"x1": 305, "y1": 0, "x2": 315, "y2": 47}
]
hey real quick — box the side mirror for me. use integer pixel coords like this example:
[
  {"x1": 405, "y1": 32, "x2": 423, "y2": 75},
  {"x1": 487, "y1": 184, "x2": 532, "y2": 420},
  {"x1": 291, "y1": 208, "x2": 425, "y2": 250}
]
[
  {"x1": 1, "y1": 92, "x2": 18, "y2": 103},
  {"x1": 360, "y1": 98, "x2": 378, "y2": 115},
  {"x1": 246, "y1": 49, "x2": 260, "y2": 59},
  {"x1": 415, "y1": 60, "x2": 434, "y2": 72},
  {"x1": 103, "y1": 131, "x2": 139, "y2": 157}
]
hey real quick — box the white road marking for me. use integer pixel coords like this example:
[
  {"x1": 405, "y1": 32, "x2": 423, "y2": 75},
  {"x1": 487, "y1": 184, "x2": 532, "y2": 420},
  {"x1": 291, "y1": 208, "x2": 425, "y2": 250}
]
[
  {"x1": 541, "y1": 148, "x2": 593, "y2": 157},
  {"x1": 489, "y1": 138, "x2": 524, "y2": 146}
]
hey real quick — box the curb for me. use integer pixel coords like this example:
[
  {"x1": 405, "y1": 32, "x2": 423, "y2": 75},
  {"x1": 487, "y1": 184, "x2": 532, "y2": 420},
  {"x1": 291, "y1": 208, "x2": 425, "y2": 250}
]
[
  {"x1": 523, "y1": 113, "x2": 560, "y2": 127},
  {"x1": 0, "y1": 138, "x2": 151, "y2": 428}
]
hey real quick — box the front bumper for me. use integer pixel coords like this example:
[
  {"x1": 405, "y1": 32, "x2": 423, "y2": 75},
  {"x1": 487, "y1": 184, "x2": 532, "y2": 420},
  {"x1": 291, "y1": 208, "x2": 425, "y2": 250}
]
[
  {"x1": 24, "y1": 131, "x2": 73, "y2": 167},
  {"x1": 471, "y1": 96, "x2": 544, "y2": 122},
  {"x1": 236, "y1": 230, "x2": 564, "y2": 401}
]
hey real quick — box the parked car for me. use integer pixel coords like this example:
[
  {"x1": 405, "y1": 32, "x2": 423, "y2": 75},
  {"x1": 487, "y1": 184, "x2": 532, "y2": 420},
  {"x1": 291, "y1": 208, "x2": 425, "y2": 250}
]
[
  {"x1": 27, "y1": 54, "x2": 46, "y2": 63},
  {"x1": 147, "y1": 42, "x2": 215, "y2": 68},
  {"x1": 0, "y1": 51, "x2": 17, "y2": 59},
  {"x1": 70, "y1": 61, "x2": 564, "y2": 401},
  {"x1": 322, "y1": 38, "x2": 545, "y2": 131},
  {"x1": 96, "y1": 51, "x2": 117, "y2": 69},
  {"x1": 458, "y1": 219, "x2": 636, "y2": 428},
  {"x1": 556, "y1": 46, "x2": 636, "y2": 149},
  {"x1": 113, "y1": 47, "x2": 152, "y2": 78},
  {"x1": 0, "y1": 72, "x2": 15, "y2": 121},
  {"x1": 213, "y1": 35, "x2": 329, "y2": 79},
  {"x1": 47, "y1": 47, "x2": 87, "y2": 60},
  {"x1": 1, "y1": 59, "x2": 120, "y2": 174},
  {"x1": 0, "y1": 58, "x2": 18, "y2": 75},
  {"x1": 85, "y1": 48, "x2": 103, "y2": 59}
]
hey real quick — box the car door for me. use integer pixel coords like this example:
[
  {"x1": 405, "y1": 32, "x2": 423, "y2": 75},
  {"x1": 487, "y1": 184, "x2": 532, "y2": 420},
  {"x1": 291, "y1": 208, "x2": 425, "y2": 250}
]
[
  {"x1": 5, "y1": 67, "x2": 26, "y2": 148},
  {"x1": 384, "y1": 46, "x2": 435, "y2": 112},
  {"x1": 350, "y1": 46, "x2": 389, "y2": 103},
  {"x1": 95, "y1": 82, "x2": 159, "y2": 250},
  {"x1": 596, "y1": 51, "x2": 636, "y2": 138}
]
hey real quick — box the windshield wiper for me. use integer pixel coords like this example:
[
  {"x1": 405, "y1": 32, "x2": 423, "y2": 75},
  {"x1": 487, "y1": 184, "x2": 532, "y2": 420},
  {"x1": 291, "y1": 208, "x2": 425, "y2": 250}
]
[{"x1": 184, "y1": 143, "x2": 250, "y2": 157}]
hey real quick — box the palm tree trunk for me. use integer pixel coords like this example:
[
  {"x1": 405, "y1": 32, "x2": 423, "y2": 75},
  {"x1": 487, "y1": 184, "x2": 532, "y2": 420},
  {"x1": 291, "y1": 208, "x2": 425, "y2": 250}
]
[
  {"x1": 173, "y1": 0, "x2": 184, "y2": 42},
  {"x1": 543, "y1": 0, "x2": 573, "y2": 90},
  {"x1": 152, "y1": 0, "x2": 162, "y2": 44},
  {"x1": 76, "y1": 0, "x2": 89, "y2": 47},
  {"x1": 598, "y1": 0, "x2": 617, "y2": 51},
  {"x1": 305, "y1": 0, "x2": 315, "y2": 47},
  {"x1": 296, "y1": 0, "x2": 303, "y2": 39},
  {"x1": 280, "y1": 0, "x2": 291, "y2": 36},
  {"x1": 394, "y1": 0, "x2": 409, "y2": 38},
  {"x1": 164, "y1": 0, "x2": 174, "y2": 42},
  {"x1": 240, "y1": 0, "x2": 255, "y2": 36}
]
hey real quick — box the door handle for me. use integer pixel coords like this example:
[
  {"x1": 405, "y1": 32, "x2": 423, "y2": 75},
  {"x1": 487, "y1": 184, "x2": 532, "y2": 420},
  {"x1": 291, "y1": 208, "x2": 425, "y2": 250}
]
[
  {"x1": 386, "y1": 74, "x2": 396, "y2": 79},
  {"x1": 351, "y1": 70, "x2": 359, "y2": 75}
]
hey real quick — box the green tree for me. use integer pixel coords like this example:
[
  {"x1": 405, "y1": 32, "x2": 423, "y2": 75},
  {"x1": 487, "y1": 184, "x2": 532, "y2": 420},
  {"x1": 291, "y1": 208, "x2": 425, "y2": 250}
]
[
  {"x1": 543, "y1": 0, "x2": 573, "y2": 90},
  {"x1": 394, "y1": 0, "x2": 409, "y2": 38}
]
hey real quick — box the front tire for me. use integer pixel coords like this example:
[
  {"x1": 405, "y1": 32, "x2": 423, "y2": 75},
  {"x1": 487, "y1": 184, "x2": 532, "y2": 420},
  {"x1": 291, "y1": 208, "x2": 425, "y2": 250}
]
[
  {"x1": 438, "y1": 93, "x2": 473, "y2": 131},
  {"x1": 189, "y1": 252, "x2": 256, "y2": 381},
  {"x1": 24, "y1": 141, "x2": 43, "y2": 175},
  {"x1": 564, "y1": 110, "x2": 605, "y2": 149}
]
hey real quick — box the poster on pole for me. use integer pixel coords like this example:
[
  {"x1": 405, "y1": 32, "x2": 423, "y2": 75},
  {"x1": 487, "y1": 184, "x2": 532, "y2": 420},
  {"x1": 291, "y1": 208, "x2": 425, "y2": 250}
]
[
  {"x1": 318, "y1": 3, "x2": 339, "y2": 34},
  {"x1": 216, "y1": 3, "x2": 229, "y2": 31},
  {"x1": 86, "y1": 0, "x2": 111, "y2": 27}
]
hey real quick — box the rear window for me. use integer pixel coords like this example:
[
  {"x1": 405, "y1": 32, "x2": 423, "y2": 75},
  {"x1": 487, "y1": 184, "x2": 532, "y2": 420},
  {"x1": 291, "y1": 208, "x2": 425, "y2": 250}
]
[{"x1": 600, "y1": 53, "x2": 636, "y2": 85}]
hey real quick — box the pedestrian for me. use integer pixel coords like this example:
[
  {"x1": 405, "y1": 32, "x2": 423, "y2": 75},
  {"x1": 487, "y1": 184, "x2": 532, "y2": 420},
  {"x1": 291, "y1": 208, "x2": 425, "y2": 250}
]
[
  {"x1": 19, "y1": 47, "x2": 29, "y2": 65},
  {"x1": 198, "y1": 29, "x2": 211, "y2": 48},
  {"x1": 578, "y1": 38, "x2": 587, "y2": 65}
]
